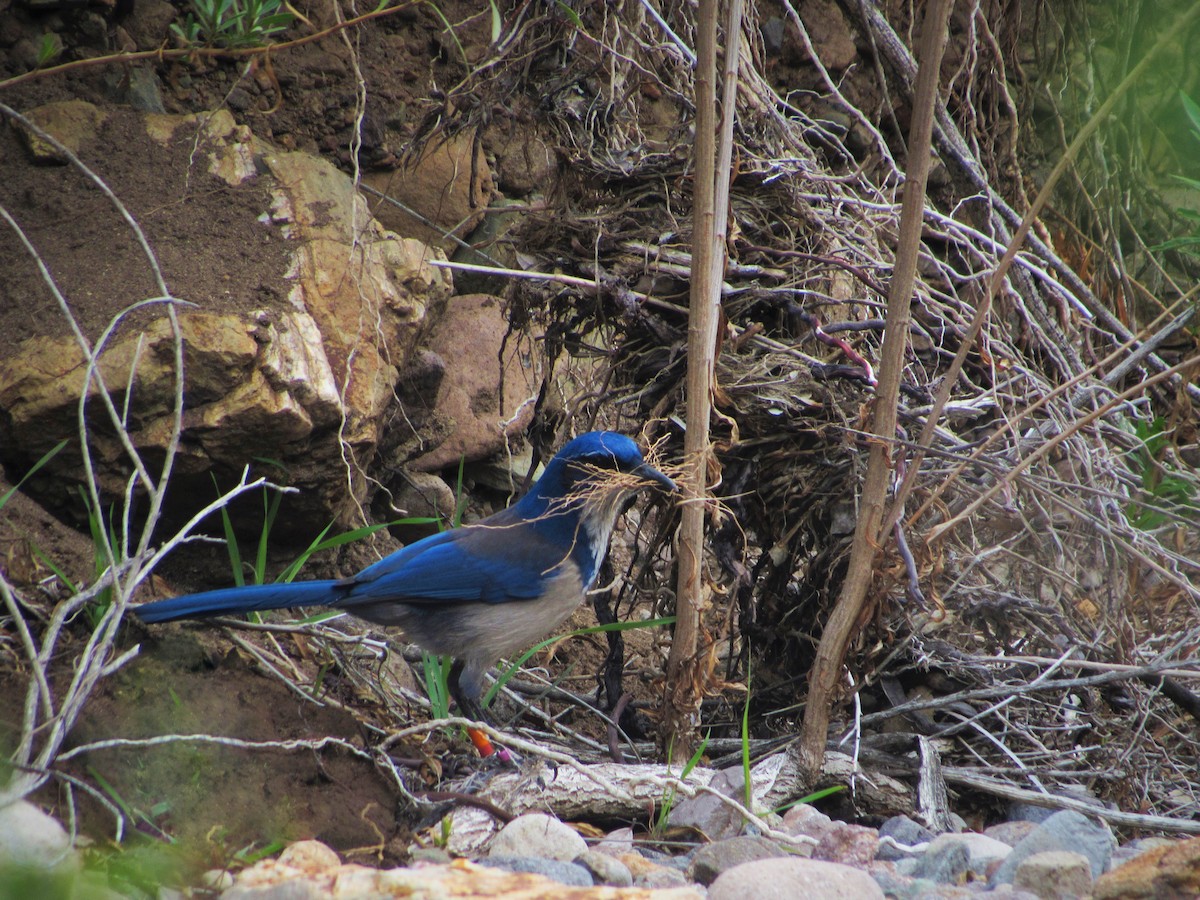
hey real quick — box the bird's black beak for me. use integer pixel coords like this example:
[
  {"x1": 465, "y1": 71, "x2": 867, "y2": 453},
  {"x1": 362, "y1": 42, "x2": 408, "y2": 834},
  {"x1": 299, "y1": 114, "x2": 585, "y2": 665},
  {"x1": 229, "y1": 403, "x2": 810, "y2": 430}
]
[{"x1": 633, "y1": 462, "x2": 678, "y2": 494}]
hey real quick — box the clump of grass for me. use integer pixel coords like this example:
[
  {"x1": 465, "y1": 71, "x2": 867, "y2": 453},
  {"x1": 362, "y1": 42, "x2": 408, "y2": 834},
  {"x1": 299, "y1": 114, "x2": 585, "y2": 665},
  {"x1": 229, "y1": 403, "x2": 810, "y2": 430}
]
[{"x1": 171, "y1": 0, "x2": 293, "y2": 49}]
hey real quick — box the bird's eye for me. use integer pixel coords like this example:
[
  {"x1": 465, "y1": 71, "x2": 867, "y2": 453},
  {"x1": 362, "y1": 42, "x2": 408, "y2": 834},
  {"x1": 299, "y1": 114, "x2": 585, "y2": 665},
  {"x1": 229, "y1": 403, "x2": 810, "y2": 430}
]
[
  {"x1": 582, "y1": 453, "x2": 621, "y2": 471},
  {"x1": 562, "y1": 454, "x2": 619, "y2": 491}
]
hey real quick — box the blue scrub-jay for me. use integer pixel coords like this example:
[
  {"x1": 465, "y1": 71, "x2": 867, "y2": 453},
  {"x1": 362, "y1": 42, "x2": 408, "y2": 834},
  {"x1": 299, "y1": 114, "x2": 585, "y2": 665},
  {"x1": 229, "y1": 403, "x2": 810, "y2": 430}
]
[{"x1": 135, "y1": 431, "x2": 675, "y2": 723}]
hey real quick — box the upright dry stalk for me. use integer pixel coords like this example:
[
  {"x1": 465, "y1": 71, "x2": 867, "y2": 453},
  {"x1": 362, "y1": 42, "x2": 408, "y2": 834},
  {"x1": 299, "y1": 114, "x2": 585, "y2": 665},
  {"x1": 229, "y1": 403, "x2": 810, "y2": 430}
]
[
  {"x1": 795, "y1": 0, "x2": 954, "y2": 779},
  {"x1": 663, "y1": 0, "x2": 742, "y2": 762}
]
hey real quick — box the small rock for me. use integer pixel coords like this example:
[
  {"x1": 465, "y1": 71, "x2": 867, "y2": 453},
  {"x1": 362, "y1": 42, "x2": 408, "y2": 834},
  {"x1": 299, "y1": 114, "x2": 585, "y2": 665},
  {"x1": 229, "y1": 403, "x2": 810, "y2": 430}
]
[
  {"x1": 1093, "y1": 835, "x2": 1200, "y2": 900},
  {"x1": 910, "y1": 836, "x2": 969, "y2": 885},
  {"x1": 618, "y1": 852, "x2": 691, "y2": 889},
  {"x1": 985, "y1": 820, "x2": 1039, "y2": 847},
  {"x1": 125, "y1": 0, "x2": 178, "y2": 48},
  {"x1": 877, "y1": 815, "x2": 935, "y2": 860},
  {"x1": 407, "y1": 847, "x2": 452, "y2": 865},
  {"x1": 200, "y1": 869, "x2": 235, "y2": 890},
  {"x1": 815, "y1": 822, "x2": 880, "y2": 866},
  {"x1": 870, "y1": 869, "x2": 976, "y2": 899},
  {"x1": 277, "y1": 840, "x2": 340, "y2": 871},
  {"x1": 0, "y1": 14, "x2": 25, "y2": 43},
  {"x1": 990, "y1": 810, "x2": 1114, "y2": 886},
  {"x1": 227, "y1": 87, "x2": 254, "y2": 111},
  {"x1": 779, "y1": 802, "x2": 835, "y2": 843},
  {"x1": 12, "y1": 100, "x2": 108, "y2": 162},
  {"x1": 390, "y1": 470, "x2": 456, "y2": 532},
  {"x1": 362, "y1": 131, "x2": 494, "y2": 246},
  {"x1": 486, "y1": 813, "x2": 587, "y2": 861},
  {"x1": 9, "y1": 37, "x2": 42, "y2": 72},
  {"x1": 592, "y1": 826, "x2": 636, "y2": 857},
  {"x1": 1108, "y1": 835, "x2": 1176, "y2": 869},
  {"x1": 709, "y1": 857, "x2": 885, "y2": 900},
  {"x1": 77, "y1": 12, "x2": 108, "y2": 43},
  {"x1": 761, "y1": 16, "x2": 785, "y2": 52},
  {"x1": 407, "y1": 294, "x2": 539, "y2": 474},
  {"x1": 1009, "y1": 787, "x2": 1102, "y2": 824},
  {"x1": 1012, "y1": 850, "x2": 1093, "y2": 899},
  {"x1": 868, "y1": 861, "x2": 914, "y2": 898},
  {"x1": 668, "y1": 765, "x2": 748, "y2": 841},
  {"x1": 686, "y1": 836, "x2": 789, "y2": 886},
  {"x1": 479, "y1": 855, "x2": 592, "y2": 887},
  {"x1": 574, "y1": 849, "x2": 633, "y2": 887},
  {"x1": 926, "y1": 832, "x2": 1012, "y2": 875},
  {"x1": 0, "y1": 801, "x2": 78, "y2": 871},
  {"x1": 123, "y1": 68, "x2": 166, "y2": 113}
]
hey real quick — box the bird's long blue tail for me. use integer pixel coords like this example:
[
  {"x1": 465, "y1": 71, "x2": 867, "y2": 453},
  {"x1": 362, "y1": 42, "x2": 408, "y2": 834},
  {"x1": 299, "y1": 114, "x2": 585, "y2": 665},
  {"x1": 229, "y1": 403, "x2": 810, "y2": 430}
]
[{"x1": 134, "y1": 580, "x2": 344, "y2": 623}]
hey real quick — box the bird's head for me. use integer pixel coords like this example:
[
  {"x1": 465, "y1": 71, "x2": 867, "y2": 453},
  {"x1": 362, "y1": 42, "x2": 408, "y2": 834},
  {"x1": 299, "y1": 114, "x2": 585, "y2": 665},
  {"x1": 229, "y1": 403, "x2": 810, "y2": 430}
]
[
  {"x1": 515, "y1": 432, "x2": 676, "y2": 582},
  {"x1": 530, "y1": 431, "x2": 676, "y2": 507}
]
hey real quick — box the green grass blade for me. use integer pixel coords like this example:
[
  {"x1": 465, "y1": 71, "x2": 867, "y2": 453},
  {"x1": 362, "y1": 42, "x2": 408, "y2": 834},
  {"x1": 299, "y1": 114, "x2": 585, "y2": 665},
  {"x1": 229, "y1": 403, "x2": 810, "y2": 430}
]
[
  {"x1": 742, "y1": 660, "x2": 752, "y2": 809},
  {"x1": 0, "y1": 439, "x2": 68, "y2": 513},
  {"x1": 30, "y1": 543, "x2": 78, "y2": 594},
  {"x1": 252, "y1": 489, "x2": 283, "y2": 585}
]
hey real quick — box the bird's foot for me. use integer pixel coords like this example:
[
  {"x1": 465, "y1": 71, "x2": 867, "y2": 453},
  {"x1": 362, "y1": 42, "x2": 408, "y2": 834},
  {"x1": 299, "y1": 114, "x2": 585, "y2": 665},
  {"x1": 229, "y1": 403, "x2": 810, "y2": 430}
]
[{"x1": 467, "y1": 727, "x2": 522, "y2": 767}]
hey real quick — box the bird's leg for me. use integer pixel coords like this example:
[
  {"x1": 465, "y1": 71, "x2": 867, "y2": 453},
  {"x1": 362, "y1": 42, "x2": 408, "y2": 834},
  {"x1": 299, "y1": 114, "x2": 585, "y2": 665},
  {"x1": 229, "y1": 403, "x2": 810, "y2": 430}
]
[
  {"x1": 448, "y1": 659, "x2": 517, "y2": 764},
  {"x1": 448, "y1": 658, "x2": 489, "y2": 723}
]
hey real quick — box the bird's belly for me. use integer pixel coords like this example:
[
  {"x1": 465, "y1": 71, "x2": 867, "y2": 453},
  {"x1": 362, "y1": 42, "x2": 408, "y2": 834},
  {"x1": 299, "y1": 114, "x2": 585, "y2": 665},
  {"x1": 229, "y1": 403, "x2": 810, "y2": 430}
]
[{"x1": 381, "y1": 565, "x2": 587, "y2": 664}]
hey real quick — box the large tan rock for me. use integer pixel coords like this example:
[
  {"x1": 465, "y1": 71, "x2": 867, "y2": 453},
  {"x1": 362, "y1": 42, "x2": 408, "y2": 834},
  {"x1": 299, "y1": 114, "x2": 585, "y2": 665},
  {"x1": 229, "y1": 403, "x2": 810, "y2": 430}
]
[
  {"x1": 12, "y1": 99, "x2": 109, "y2": 162},
  {"x1": 361, "y1": 131, "x2": 494, "y2": 249},
  {"x1": 0, "y1": 105, "x2": 452, "y2": 531},
  {"x1": 408, "y1": 293, "x2": 538, "y2": 473}
]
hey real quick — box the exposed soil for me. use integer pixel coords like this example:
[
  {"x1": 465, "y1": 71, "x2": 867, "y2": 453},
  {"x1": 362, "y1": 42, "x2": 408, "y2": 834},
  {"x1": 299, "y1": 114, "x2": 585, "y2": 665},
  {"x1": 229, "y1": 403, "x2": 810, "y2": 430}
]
[{"x1": 0, "y1": 106, "x2": 293, "y2": 348}]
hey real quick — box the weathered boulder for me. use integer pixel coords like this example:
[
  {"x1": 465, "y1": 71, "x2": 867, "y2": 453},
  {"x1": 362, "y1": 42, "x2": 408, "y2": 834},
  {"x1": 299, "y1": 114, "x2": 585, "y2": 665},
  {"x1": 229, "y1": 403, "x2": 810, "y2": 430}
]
[
  {"x1": 361, "y1": 130, "x2": 494, "y2": 249},
  {"x1": 0, "y1": 105, "x2": 452, "y2": 532},
  {"x1": 407, "y1": 293, "x2": 538, "y2": 473}
]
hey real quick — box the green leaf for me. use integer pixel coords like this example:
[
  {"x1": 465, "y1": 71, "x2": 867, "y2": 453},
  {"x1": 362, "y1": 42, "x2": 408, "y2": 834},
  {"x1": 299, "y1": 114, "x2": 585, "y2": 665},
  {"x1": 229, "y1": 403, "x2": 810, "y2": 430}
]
[
  {"x1": 742, "y1": 659, "x2": 752, "y2": 809},
  {"x1": 1182, "y1": 91, "x2": 1200, "y2": 138},
  {"x1": 1148, "y1": 235, "x2": 1200, "y2": 252},
  {"x1": 30, "y1": 543, "x2": 78, "y2": 594},
  {"x1": 488, "y1": 0, "x2": 501, "y2": 43},
  {"x1": 0, "y1": 439, "x2": 68, "y2": 512},
  {"x1": 774, "y1": 784, "x2": 846, "y2": 813},
  {"x1": 423, "y1": 652, "x2": 452, "y2": 719},
  {"x1": 552, "y1": 0, "x2": 582, "y2": 28}
]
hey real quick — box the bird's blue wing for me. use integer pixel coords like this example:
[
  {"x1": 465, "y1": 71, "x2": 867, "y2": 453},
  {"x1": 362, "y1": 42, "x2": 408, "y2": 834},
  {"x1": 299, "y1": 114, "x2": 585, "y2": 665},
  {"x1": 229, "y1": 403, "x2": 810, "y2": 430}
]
[{"x1": 339, "y1": 514, "x2": 574, "y2": 607}]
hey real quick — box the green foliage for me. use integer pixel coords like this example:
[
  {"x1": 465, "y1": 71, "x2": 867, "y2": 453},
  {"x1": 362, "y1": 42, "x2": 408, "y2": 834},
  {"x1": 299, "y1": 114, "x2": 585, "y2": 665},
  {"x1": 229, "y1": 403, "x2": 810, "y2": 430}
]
[
  {"x1": 171, "y1": 0, "x2": 293, "y2": 49},
  {"x1": 0, "y1": 840, "x2": 187, "y2": 900},
  {"x1": 422, "y1": 653, "x2": 453, "y2": 720},
  {"x1": 1127, "y1": 416, "x2": 1198, "y2": 530},
  {"x1": 79, "y1": 487, "x2": 121, "y2": 628},
  {"x1": 773, "y1": 784, "x2": 846, "y2": 814},
  {"x1": 741, "y1": 661, "x2": 752, "y2": 810},
  {"x1": 35, "y1": 33, "x2": 63, "y2": 68},
  {"x1": 0, "y1": 864, "x2": 79, "y2": 900},
  {"x1": 1150, "y1": 92, "x2": 1200, "y2": 257},
  {"x1": 87, "y1": 766, "x2": 173, "y2": 843},
  {"x1": 654, "y1": 730, "x2": 710, "y2": 836},
  {"x1": 232, "y1": 840, "x2": 287, "y2": 864},
  {"x1": 1, "y1": 443, "x2": 78, "y2": 605},
  {"x1": 0, "y1": 439, "x2": 67, "y2": 513}
]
